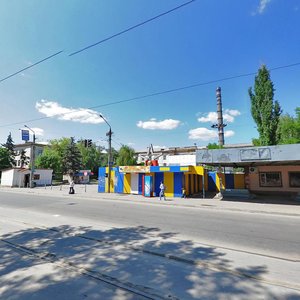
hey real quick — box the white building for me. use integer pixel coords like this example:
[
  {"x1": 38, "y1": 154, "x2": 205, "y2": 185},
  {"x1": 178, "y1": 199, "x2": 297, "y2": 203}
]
[
  {"x1": 136, "y1": 146, "x2": 201, "y2": 166},
  {"x1": 0, "y1": 168, "x2": 53, "y2": 187},
  {"x1": 14, "y1": 142, "x2": 47, "y2": 168}
]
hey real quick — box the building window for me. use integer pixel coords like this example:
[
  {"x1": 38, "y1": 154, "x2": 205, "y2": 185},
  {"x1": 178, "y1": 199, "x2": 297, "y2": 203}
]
[
  {"x1": 289, "y1": 172, "x2": 300, "y2": 188},
  {"x1": 259, "y1": 172, "x2": 282, "y2": 187},
  {"x1": 33, "y1": 174, "x2": 40, "y2": 180}
]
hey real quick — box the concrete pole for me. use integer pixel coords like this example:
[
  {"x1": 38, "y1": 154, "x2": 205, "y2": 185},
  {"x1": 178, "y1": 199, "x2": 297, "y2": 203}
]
[
  {"x1": 99, "y1": 114, "x2": 112, "y2": 193},
  {"x1": 211, "y1": 87, "x2": 227, "y2": 147},
  {"x1": 216, "y1": 87, "x2": 225, "y2": 147},
  {"x1": 25, "y1": 125, "x2": 35, "y2": 188},
  {"x1": 107, "y1": 128, "x2": 112, "y2": 193}
]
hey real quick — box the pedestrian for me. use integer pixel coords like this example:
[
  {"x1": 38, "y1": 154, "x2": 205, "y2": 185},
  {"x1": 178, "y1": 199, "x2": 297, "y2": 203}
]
[
  {"x1": 181, "y1": 187, "x2": 186, "y2": 198},
  {"x1": 159, "y1": 181, "x2": 166, "y2": 201},
  {"x1": 69, "y1": 179, "x2": 75, "y2": 194}
]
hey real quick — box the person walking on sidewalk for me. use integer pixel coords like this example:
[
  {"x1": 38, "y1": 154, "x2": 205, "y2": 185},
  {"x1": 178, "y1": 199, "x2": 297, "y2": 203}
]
[
  {"x1": 69, "y1": 179, "x2": 75, "y2": 194},
  {"x1": 159, "y1": 181, "x2": 166, "y2": 201}
]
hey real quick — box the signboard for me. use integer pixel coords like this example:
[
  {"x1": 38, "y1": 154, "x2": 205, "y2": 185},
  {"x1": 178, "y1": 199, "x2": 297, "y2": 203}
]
[
  {"x1": 144, "y1": 175, "x2": 153, "y2": 197},
  {"x1": 119, "y1": 166, "x2": 150, "y2": 173},
  {"x1": 21, "y1": 130, "x2": 30, "y2": 141}
]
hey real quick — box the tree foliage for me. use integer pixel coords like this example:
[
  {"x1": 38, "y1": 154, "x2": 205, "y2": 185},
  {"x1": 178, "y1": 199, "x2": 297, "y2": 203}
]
[
  {"x1": 2, "y1": 133, "x2": 16, "y2": 167},
  {"x1": 277, "y1": 107, "x2": 300, "y2": 144},
  {"x1": 77, "y1": 140, "x2": 106, "y2": 173},
  {"x1": 20, "y1": 149, "x2": 30, "y2": 168},
  {"x1": 207, "y1": 143, "x2": 223, "y2": 149},
  {"x1": 62, "y1": 137, "x2": 82, "y2": 176},
  {"x1": 248, "y1": 65, "x2": 282, "y2": 145},
  {"x1": 35, "y1": 147, "x2": 62, "y2": 174},
  {"x1": 0, "y1": 148, "x2": 11, "y2": 170},
  {"x1": 116, "y1": 145, "x2": 136, "y2": 166}
]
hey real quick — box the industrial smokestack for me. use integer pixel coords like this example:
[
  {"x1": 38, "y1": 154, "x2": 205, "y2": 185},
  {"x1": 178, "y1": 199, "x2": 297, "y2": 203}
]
[{"x1": 211, "y1": 87, "x2": 227, "y2": 146}]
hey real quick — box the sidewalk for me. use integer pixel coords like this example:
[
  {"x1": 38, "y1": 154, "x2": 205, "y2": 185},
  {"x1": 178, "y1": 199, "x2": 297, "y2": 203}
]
[{"x1": 1, "y1": 184, "x2": 300, "y2": 217}]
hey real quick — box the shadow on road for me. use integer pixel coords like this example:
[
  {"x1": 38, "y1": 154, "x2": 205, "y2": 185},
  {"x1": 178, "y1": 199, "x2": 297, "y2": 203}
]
[{"x1": 1, "y1": 225, "x2": 298, "y2": 299}]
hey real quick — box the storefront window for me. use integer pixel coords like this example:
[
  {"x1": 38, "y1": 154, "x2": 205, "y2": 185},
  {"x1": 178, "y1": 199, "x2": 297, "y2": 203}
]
[
  {"x1": 289, "y1": 172, "x2": 300, "y2": 188},
  {"x1": 33, "y1": 174, "x2": 40, "y2": 180},
  {"x1": 259, "y1": 172, "x2": 282, "y2": 187}
]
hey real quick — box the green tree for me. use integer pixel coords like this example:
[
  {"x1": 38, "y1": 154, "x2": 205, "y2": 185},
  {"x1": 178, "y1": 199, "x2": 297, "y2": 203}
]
[
  {"x1": 35, "y1": 147, "x2": 62, "y2": 174},
  {"x1": 207, "y1": 143, "x2": 223, "y2": 149},
  {"x1": 62, "y1": 137, "x2": 82, "y2": 176},
  {"x1": 248, "y1": 65, "x2": 282, "y2": 145},
  {"x1": 2, "y1": 133, "x2": 16, "y2": 167},
  {"x1": 20, "y1": 149, "x2": 30, "y2": 168},
  {"x1": 277, "y1": 107, "x2": 300, "y2": 144},
  {"x1": 0, "y1": 148, "x2": 11, "y2": 170},
  {"x1": 77, "y1": 140, "x2": 106, "y2": 174},
  {"x1": 116, "y1": 145, "x2": 136, "y2": 166}
]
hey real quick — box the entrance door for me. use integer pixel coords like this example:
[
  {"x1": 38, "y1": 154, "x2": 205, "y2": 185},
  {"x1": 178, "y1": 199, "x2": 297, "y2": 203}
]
[
  {"x1": 131, "y1": 174, "x2": 139, "y2": 194},
  {"x1": 24, "y1": 174, "x2": 30, "y2": 188}
]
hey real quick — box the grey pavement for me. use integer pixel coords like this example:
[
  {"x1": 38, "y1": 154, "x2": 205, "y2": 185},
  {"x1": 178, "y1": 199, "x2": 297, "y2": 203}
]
[{"x1": 1, "y1": 183, "x2": 300, "y2": 217}]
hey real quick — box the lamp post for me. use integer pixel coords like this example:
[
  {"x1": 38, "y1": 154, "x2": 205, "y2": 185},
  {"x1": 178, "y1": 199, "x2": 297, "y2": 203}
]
[
  {"x1": 24, "y1": 125, "x2": 36, "y2": 188},
  {"x1": 99, "y1": 114, "x2": 112, "y2": 193}
]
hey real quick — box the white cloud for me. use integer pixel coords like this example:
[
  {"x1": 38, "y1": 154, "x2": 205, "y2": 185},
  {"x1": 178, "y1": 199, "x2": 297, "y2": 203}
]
[
  {"x1": 137, "y1": 118, "x2": 180, "y2": 130},
  {"x1": 198, "y1": 112, "x2": 218, "y2": 123},
  {"x1": 198, "y1": 109, "x2": 241, "y2": 124},
  {"x1": 256, "y1": 0, "x2": 272, "y2": 14},
  {"x1": 224, "y1": 130, "x2": 235, "y2": 138},
  {"x1": 189, "y1": 128, "x2": 218, "y2": 141},
  {"x1": 36, "y1": 100, "x2": 104, "y2": 124},
  {"x1": 188, "y1": 127, "x2": 235, "y2": 141}
]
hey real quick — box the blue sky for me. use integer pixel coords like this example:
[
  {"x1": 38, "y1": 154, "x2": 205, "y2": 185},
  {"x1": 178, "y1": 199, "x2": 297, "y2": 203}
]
[{"x1": 0, "y1": 0, "x2": 299, "y2": 151}]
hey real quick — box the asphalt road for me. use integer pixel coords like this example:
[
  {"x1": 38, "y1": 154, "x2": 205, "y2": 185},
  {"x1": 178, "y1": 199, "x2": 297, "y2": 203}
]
[{"x1": 1, "y1": 191, "x2": 300, "y2": 260}]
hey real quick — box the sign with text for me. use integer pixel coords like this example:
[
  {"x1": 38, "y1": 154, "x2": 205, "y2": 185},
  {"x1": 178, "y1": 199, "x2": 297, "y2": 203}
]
[{"x1": 21, "y1": 130, "x2": 30, "y2": 141}]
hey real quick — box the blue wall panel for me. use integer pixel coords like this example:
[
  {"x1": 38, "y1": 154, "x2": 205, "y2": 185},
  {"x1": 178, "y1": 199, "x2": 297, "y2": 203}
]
[
  {"x1": 138, "y1": 173, "x2": 143, "y2": 195},
  {"x1": 174, "y1": 172, "x2": 183, "y2": 197},
  {"x1": 154, "y1": 172, "x2": 164, "y2": 197},
  {"x1": 225, "y1": 174, "x2": 234, "y2": 189},
  {"x1": 208, "y1": 172, "x2": 217, "y2": 191},
  {"x1": 116, "y1": 171, "x2": 124, "y2": 193},
  {"x1": 98, "y1": 167, "x2": 106, "y2": 192}
]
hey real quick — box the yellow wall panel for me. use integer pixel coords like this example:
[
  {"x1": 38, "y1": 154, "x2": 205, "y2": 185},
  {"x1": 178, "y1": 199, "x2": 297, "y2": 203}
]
[
  {"x1": 185, "y1": 174, "x2": 189, "y2": 195},
  {"x1": 234, "y1": 174, "x2": 245, "y2": 189},
  {"x1": 164, "y1": 172, "x2": 174, "y2": 198},
  {"x1": 218, "y1": 173, "x2": 226, "y2": 191},
  {"x1": 204, "y1": 171, "x2": 208, "y2": 191},
  {"x1": 123, "y1": 173, "x2": 131, "y2": 194},
  {"x1": 110, "y1": 170, "x2": 115, "y2": 192}
]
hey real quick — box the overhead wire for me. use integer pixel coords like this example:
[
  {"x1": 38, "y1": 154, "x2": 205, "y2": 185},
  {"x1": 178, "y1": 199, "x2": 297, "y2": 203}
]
[
  {"x1": 69, "y1": 0, "x2": 196, "y2": 56},
  {"x1": 0, "y1": 51, "x2": 63, "y2": 84},
  {"x1": 0, "y1": 62, "x2": 300, "y2": 128},
  {"x1": 1, "y1": 60, "x2": 300, "y2": 129}
]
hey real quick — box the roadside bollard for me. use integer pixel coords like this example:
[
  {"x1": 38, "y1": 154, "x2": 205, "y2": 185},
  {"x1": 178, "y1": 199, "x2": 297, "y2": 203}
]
[
  {"x1": 85, "y1": 184, "x2": 87, "y2": 192},
  {"x1": 45, "y1": 184, "x2": 46, "y2": 189},
  {"x1": 60, "y1": 185, "x2": 62, "y2": 191}
]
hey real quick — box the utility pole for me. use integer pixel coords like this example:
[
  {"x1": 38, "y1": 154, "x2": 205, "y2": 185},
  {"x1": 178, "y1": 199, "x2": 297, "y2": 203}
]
[
  {"x1": 211, "y1": 87, "x2": 227, "y2": 147},
  {"x1": 24, "y1": 125, "x2": 35, "y2": 188},
  {"x1": 99, "y1": 114, "x2": 113, "y2": 193}
]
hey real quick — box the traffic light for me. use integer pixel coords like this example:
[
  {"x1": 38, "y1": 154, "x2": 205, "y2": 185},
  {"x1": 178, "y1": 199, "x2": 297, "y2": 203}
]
[{"x1": 83, "y1": 139, "x2": 92, "y2": 147}]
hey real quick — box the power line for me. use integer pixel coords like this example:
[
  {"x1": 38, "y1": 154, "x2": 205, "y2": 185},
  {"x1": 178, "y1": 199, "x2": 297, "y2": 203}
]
[
  {"x1": 0, "y1": 2, "x2": 194, "y2": 86},
  {"x1": 0, "y1": 51, "x2": 63, "y2": 84},
  {"x1": 0, "y1": 60, "x2": 300, "y2": 128},
  {"x1": 69, "y1": 0, "x2": 196, "y2": 56}
]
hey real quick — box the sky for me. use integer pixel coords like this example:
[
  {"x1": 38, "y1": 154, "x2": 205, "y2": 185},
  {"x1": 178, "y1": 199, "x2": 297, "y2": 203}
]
[{"x1": 0, "y1": 0, "x2": 299, "y2": 151}]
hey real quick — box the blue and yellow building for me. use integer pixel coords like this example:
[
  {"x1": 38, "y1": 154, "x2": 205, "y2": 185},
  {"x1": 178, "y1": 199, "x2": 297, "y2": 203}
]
[{"x1": 98, "y1": 165, "x2": 245, "y2": 197}]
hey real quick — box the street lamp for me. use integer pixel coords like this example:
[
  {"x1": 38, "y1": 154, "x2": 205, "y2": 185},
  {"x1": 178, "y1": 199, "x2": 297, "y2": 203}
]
[
  {"x1": 24, "y1": 125, "x2": 36, "y2": 188},
  {"x1": 99, "y1": 114, "x2": 112, "y2": 193}
]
